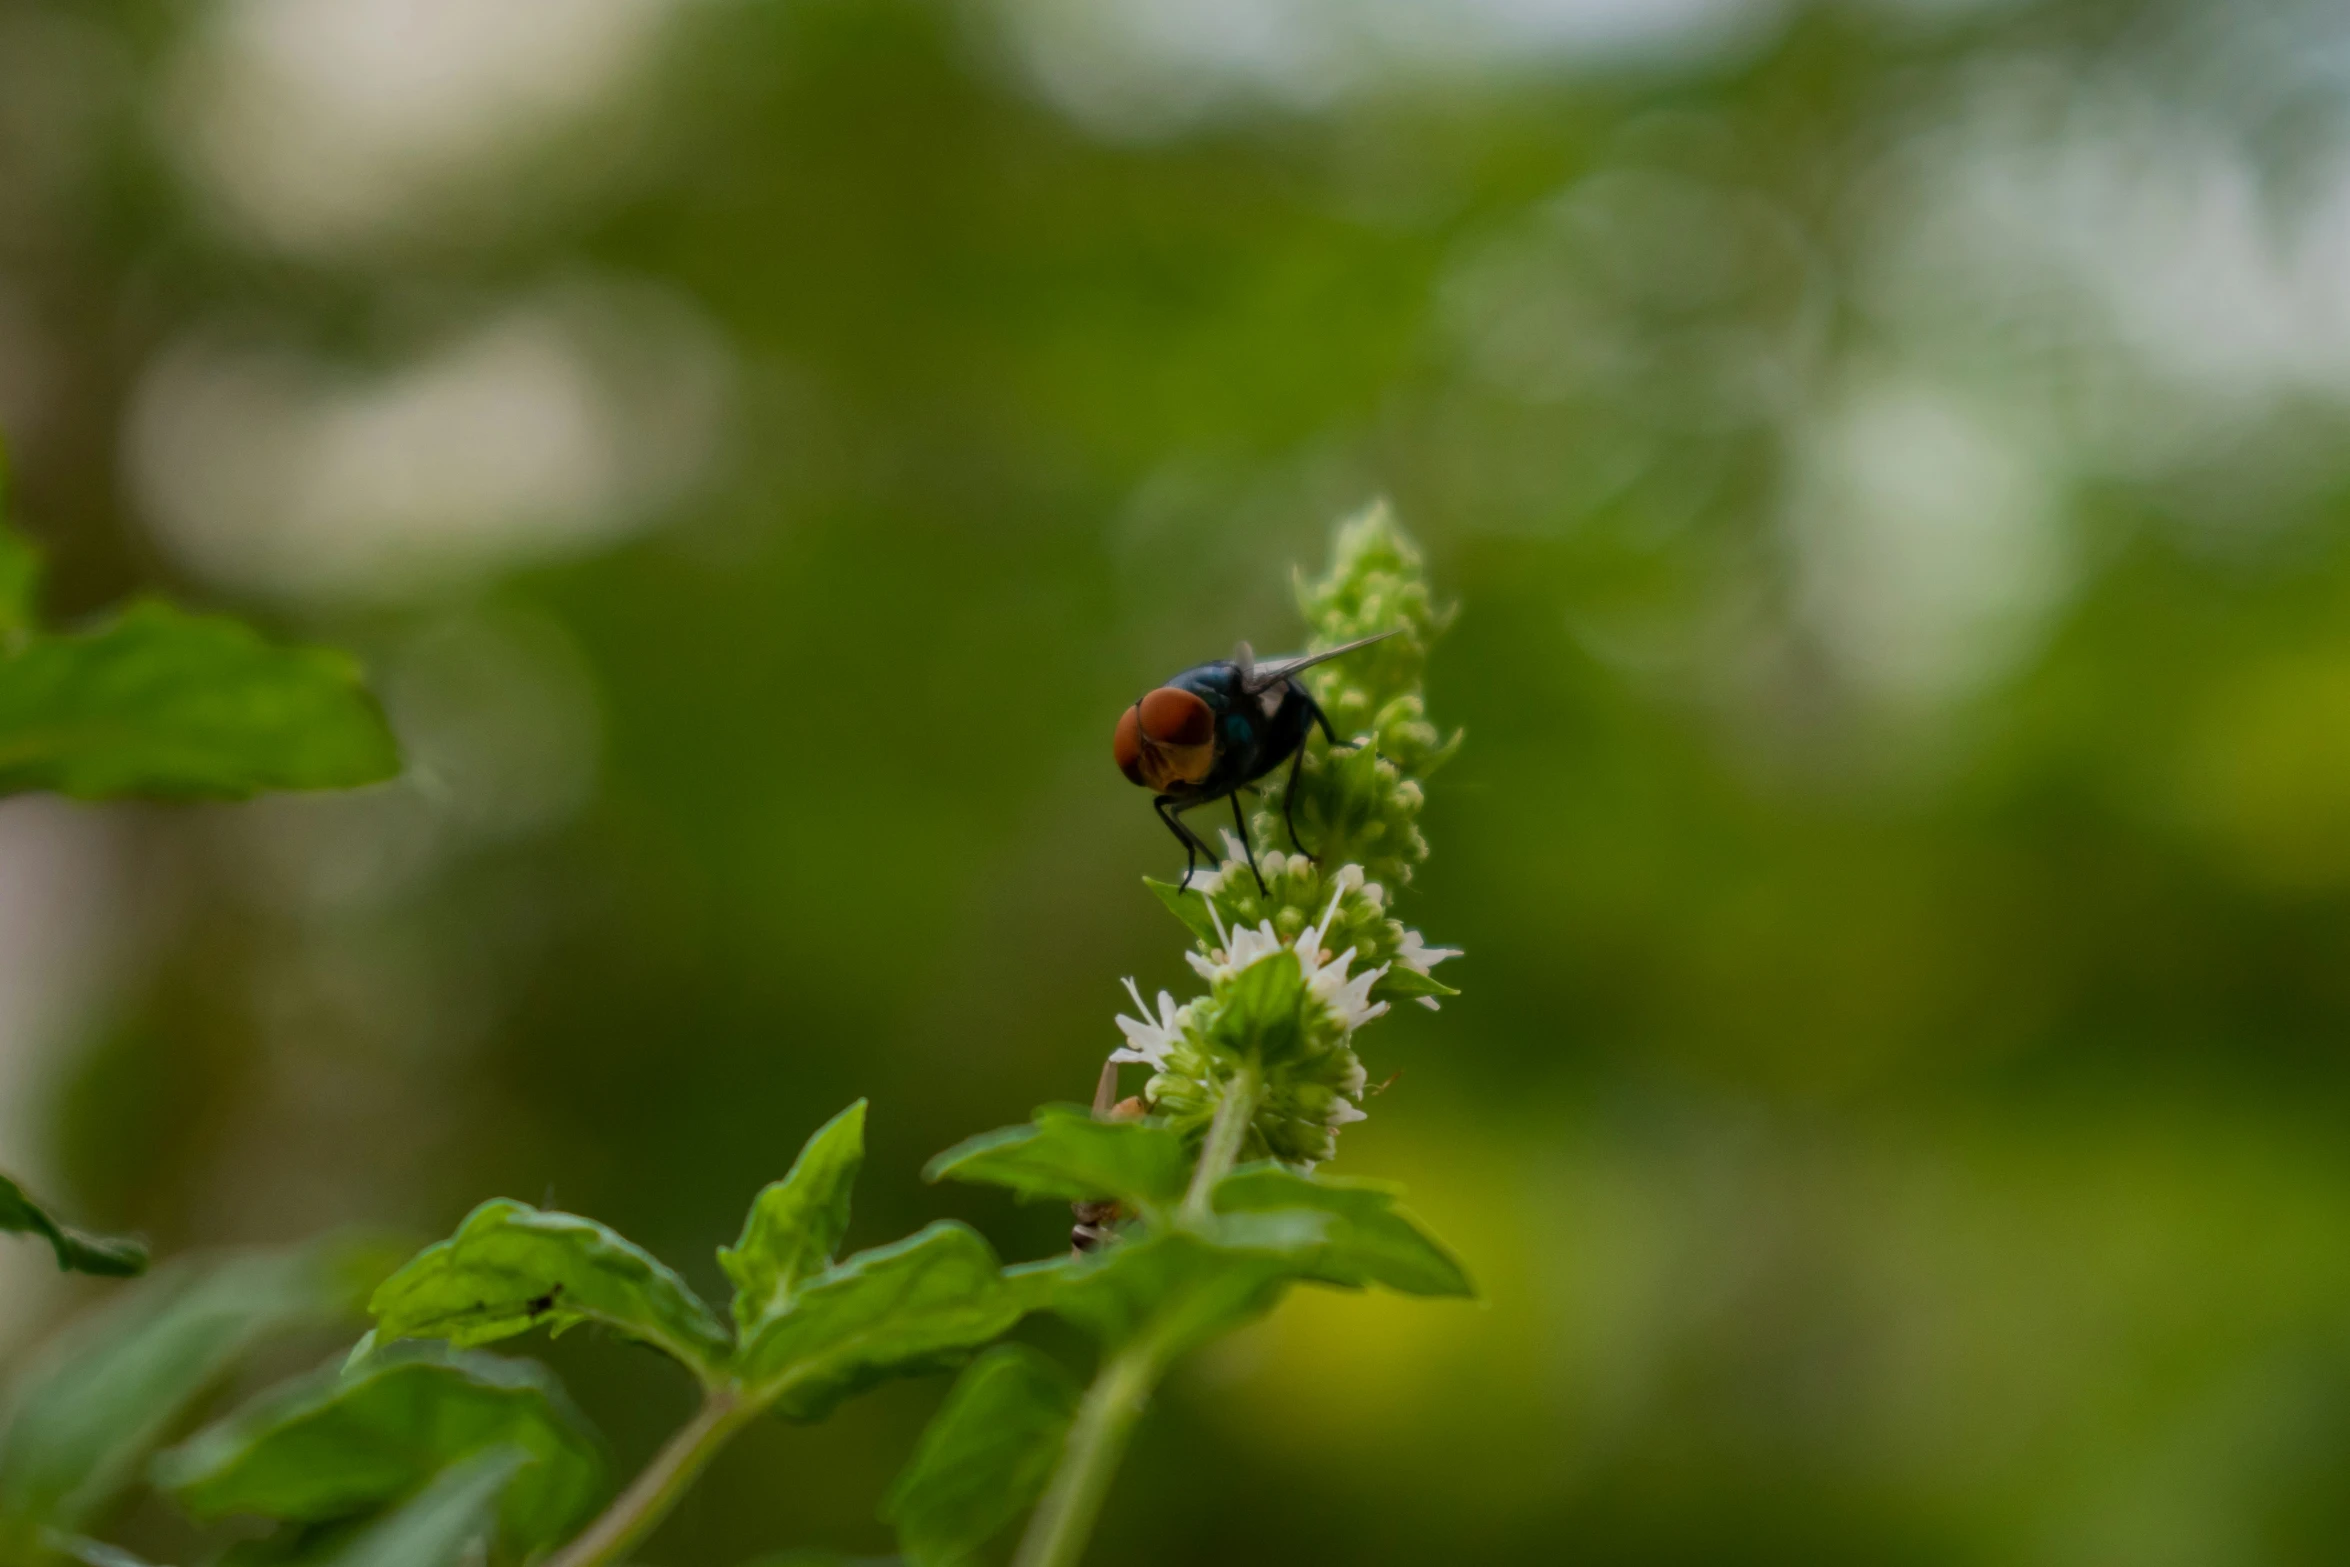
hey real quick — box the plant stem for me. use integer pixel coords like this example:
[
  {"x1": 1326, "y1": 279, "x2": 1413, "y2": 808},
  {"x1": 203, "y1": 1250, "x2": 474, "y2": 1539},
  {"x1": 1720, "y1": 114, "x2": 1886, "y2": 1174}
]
[
  {"x1": 1182, "y1": 1062, "x2": 1258, "y2": 1223},
  {"x1": 545, "y1": 1387, "x2": 752, "y2": 1567},
  {"x1": 1011, "y1": 1342, "x2": 1161, "y2": 1567},
  {"x1": 1013, "y1": 1067, "x2": 1258, "y2": 1567}
]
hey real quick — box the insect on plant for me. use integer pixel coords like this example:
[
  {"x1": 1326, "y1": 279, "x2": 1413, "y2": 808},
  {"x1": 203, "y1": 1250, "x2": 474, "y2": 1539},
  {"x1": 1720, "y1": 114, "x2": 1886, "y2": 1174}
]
[
  {"x1": 0, "y1": 496, "x2": 1467, "y2": 1567},
  {"x1": 1112, "y1": 631, "x2": 1396, "y2": 891}
]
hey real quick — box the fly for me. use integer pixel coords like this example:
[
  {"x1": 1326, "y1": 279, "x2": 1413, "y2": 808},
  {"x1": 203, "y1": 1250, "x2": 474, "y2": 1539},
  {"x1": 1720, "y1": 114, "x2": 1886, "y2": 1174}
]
[{"x1": 1112, "y1": 630, "x2": 1396, "y2": 892}]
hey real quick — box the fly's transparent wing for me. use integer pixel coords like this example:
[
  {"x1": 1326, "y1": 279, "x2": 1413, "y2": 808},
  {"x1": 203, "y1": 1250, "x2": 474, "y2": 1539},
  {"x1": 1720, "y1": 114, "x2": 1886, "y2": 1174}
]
[{"x1": 1234, "y1": 630, "x2": 1400, "y2": 694}]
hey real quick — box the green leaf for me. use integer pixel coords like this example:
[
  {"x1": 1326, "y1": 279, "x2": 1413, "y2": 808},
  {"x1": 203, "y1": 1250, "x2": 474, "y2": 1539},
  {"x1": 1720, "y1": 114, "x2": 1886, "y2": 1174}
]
[
  {"x1": 0, "y1": 601, "x2": 399, "y2": 800},
  {"x1": 1213, "y1": 1165, "x2": 1474, "y2": 1298},
  {"x1": 0, "y1": 533, "x2": 36, "y2": 643},
  {"x1": 0, "y1": 1173, "x2": 146, "y2": 1277},
  {"x1": 735, "y1": 1222, "x2": 1024, "y2": 1422},
  {"x1": 882, "y1": 1345, "x2": 1079, "y2": 1567},
  {"x1": 1203, "y1": 954, "x2": 1312, "y2": 1065},
  {"x1": 1374, "y1": 964, "x2": 1459, "y2": 1000},
  {"x1": 0, "y1": 443, "x2": 32, "y2": 641},
  {"x1": 368, "y1": 1200, "x2": 730, "y2": 1381},
  {"x1": 1027, "y1": 1212, "x2": 1330, "y2": 1359},
  {"x1": 214, "y1": 1516, "x2": 370, "y2": 1567},
  {"x1": 923, "y1": 1106, "x2": 1188, "y2": 1218},
  {"x1": 155, "y1": 1342, "x2": 604, "y2": 1554},
  {"x1": 308, "y1": 1447, "x2": 525, "y2": 1567},
  {"x1": 0, "y1": 1245, "x2": 372, "y2": 1546},
  {"x1": 45, "y1": 1536, "x2": 156, "y2": 1567},
  {"x1": 1143, "y1": 877, "x2": 1220, "y2": 948},
  {"x1": 1000, "y1": 1259, "x2": 1071, "y2": 1319},
  {"x1": 721, "y1": 1100, "x2": 867, "y2": 1337}
]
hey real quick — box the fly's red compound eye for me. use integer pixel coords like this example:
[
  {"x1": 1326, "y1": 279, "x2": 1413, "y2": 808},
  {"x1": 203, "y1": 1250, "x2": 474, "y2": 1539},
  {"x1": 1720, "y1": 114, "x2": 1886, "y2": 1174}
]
[
  {"x1": 1137, "y1": 687, "x2": 1212, "y2": 747},
  {"x1": 1116, "y1": 686, "x2": 1215, "y2": 791},
  {"x1": 1113, "y1": 705, "x2": 1147, "y2": 786}
]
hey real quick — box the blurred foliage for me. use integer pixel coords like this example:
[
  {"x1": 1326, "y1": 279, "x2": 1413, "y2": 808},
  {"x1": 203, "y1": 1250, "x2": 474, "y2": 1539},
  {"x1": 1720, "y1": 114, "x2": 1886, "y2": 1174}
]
[
  {"x1": 0, "y1": 1176, "x2": 144, "y2": 1279},
  {"x1": 7, "y1": 0, "x2": 2350, "y2": 1562},
  {"x1": 153, "y1": 1343, "x2": 606, "y2": 1558},
  {"x1": 0, "y1": 1243, "x2": 383, "y2": 1560},
  {"x1": 0, "y1": 450, "x2": 390, "y2": 1284},
  {"x1": 0, "y1": 602, "x2": 397, "y2": 801},
  {"x1": 882, "y1": 1344, "x2": 1077, "y2": 1567},
  {"x1": 0, "y1": 477, "x2": 397, "y2": 803}
]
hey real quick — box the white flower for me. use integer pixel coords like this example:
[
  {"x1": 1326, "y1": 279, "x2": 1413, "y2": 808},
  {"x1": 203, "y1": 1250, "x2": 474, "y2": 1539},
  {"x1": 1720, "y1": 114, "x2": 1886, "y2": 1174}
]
[
  {"x1": 1394, "y1": 926, "x2": 1462, "y2": 976},
  {"x1": 1328, "y1": 1097, "x2": 1368, "y2": 1128},
  {"x1": 1183, "y1": 887, "x2": 1393, "y2": 1032},
  {"x1": 1393, "y1": 925, "x2": 1462, "y2": 1010},
  {"x1": 1185, "y1": 899, "x2": 1287, "y2": 984},
  {"x1": 1110, "y1": 978, "x2": 1189, "y2": 1069},
  {"x1": 1308, "y1": 952, "x2": 1387, "y2": 1031},
  {"x1": 1295, "y1": 887, "x2": 1389, "y2": 1032},
  {"x1": 1318, "y1": 863, "x2": 1386, "y2": 909}
]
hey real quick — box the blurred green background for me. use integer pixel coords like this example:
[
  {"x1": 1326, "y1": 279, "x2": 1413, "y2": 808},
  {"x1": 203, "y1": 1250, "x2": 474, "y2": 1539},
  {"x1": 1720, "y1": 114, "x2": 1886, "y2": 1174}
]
[{"x1": 9, "y1": 0, "x2": 2350, "y2": 1561}]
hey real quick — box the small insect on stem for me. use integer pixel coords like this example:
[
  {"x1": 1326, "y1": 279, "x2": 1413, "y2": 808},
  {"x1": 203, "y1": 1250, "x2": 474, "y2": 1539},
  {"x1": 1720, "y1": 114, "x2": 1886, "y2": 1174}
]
[
  {"x1": 1072, "y1": 1061, "x2": 1147, "y2": 1254},
  {"x1": 1112, "y1": 631, "x2": 1400, "y2": 893}
]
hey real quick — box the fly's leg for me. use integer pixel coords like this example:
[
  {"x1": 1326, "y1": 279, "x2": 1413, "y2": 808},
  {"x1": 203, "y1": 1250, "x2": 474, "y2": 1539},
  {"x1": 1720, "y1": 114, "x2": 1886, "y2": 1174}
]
[
  {"x1": 1286, "y1": 694, "x2": 1370, "y2": 863},
  {"x1": 1228, "y1": 790, "x2": 1268, "y2": 895},
  {"x1": 1308, "y1": 692, "x2": 1395, "y2": 764},
  {"x1": 1155, "y1": 795, "x2": 1219, "y2": 889},
  {"x1": 1308, "y1": 694, "x2": 1364, "y2": 751},
  {"x1": 1282, "y1": 738, "x2": 1313, "y2": 860},
  {"x1": 1152, "y1": 795, "x2": 1195, "y2": 885}
]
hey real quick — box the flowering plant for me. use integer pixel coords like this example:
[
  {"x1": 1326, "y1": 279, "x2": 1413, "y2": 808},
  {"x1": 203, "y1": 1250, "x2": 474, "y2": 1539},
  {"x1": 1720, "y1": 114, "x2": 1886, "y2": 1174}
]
[{"x1": 0, "y1": 499, "x2": 1468, "y2": 1567}]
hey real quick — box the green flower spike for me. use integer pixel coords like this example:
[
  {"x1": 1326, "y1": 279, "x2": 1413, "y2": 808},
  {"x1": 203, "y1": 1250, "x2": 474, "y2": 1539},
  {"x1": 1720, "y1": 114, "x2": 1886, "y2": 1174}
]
[{"x1": 1122, "y1": 502, "x2": 1460, "y2": 1167}]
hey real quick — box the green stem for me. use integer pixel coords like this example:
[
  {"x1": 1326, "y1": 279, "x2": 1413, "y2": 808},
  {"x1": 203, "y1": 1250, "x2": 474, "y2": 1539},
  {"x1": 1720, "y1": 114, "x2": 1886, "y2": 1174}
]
[
  {"x1": 1011, "y1": 1342, "x2": 1162, "y2": 1567},
  {"x1": 545, "y1": 1387, "x2": 752, "y2": 1567},
  {"x1": 1013, "y1": 1067, "x2": 1258, "y2": 1567},
  {"x1": 1182, "y1": 1062, "x2": 1258, "y2": 1223}
]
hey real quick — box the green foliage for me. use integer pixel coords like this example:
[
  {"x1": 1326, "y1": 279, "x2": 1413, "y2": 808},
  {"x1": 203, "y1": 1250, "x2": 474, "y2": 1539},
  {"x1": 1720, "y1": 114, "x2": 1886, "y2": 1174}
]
[
  {"x1": 0, "y1": 1245, "x2": 377, "y2": 1553},
  {"x1": 154, "y1": 1343, "x2": 604, "y2": 1555},
  {"x1": 882, "y1": 1346, "x2": 1079, "y2": 1567},
  {"x1": 367, "y1": 1200, "x2": 733, "y2": 1381},
  {"x1": 1373, "y1": 963, "x2": 1458, "y2": 1002},
  {"x1": 0, "y1": 505, "x2": 1466, "y2": 1567},
  {"x1": 1279, "y1": 503, "x2": 1455, "y2": 888},
  {"x1": 0, "y1": 461, "x2": 396, "y2": 801},
  {"x1": 1142, "y1": 878, "x2": 1220, "y2": 948},
  {"x1": 47, "y1": 1538, "x2": 154, "y2": 1567},
  {"x1": 735, "y1": 1222, "x2": 1025, "y2": 1422},
  {"x1": 1146, "y1": 938, "x2": 1379, "y2": 1168},
  {"x1": 1018, "y1": 1213, "x2": 1331, "y2": 1360},
  {"x1": 923, "y1": 1105, "x2": 1190, "y2": 1217},
  {"x1": 300, "y1": 1447, "x2": 528, "y2": 1567},
  {"x1": 0, "y1": 602, "x2": 401, "y2": 800},
  {"x1": 1212, "y1": 1165, "x2": 1473, "y2": 1299},
  {"x1": 0, "y1": 1174, "x2": 146, "y2": 1277},
  {"x1": 318, "y1": 1106, "x2": 1029, "y2": 1564},
  {"x1": 367, "y1": 1108, "x2": 1027, "y2": 1438},
  {"x1": 721, "y1": 1099, "x2": 868, "y2": 1337},
  {"x1": 0, "y1": 532, "x2": 35, "y2": 644},
  {"x1": 1203, "y1": 955, "x2": 1313, "y2": 1066}
]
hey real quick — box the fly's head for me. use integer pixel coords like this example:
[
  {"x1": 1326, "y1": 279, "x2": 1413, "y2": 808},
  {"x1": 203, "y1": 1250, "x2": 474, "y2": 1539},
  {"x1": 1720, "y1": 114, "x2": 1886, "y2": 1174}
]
[{"x1": 1113, "y1": 685, "x2": 1216, "y2": 792}]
